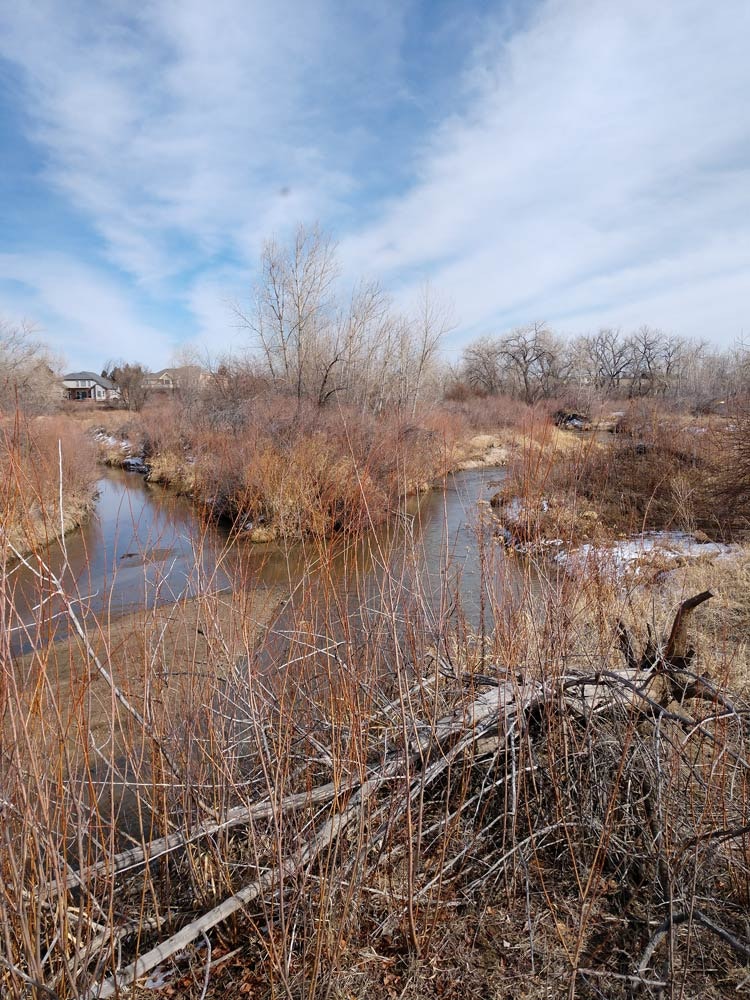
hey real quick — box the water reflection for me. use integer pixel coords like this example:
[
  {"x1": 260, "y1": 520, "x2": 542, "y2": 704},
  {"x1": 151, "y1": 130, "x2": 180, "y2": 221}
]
[
  {"x1": 7, "y1": 466, "x2": 509, "y2": 654},
  {"x1": 7, "y1": 470, "x2": 228, "y2": 652}
]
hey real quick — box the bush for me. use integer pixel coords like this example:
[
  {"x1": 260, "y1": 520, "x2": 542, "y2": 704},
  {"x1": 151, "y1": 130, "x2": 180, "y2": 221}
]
[{"x1": 137, "y1": 396, "x2": 453, "y2": 540}]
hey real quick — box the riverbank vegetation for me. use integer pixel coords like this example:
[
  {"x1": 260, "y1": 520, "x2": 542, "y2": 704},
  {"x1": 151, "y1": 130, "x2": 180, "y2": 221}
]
[
  {"x1": 0, "y1": 320, "x2": 98, "y2": 557},
  {"x1": 494, "y1": 396, "x2": 750, "y2": 558},
  {"x1": 4, "y1": 227, "x2": 749, "y2": 551},
  {"x1": 0, "y1": 319, "x2": 62, "y2": 417},
  {"x1": 0, "y1": 413, "x2": 97, "y2": 557}
]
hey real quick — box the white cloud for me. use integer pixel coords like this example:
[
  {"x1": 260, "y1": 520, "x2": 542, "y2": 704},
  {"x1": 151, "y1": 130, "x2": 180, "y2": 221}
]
[
  {"x1": 0, "y1": 254, "x2": 176, "y2": 369},
  {"x1": 339, "y1": 0, "x2": 750, "y2": 344},
  {"x1": 0, "y1": 0, "x2": 407, "y2": 283}
]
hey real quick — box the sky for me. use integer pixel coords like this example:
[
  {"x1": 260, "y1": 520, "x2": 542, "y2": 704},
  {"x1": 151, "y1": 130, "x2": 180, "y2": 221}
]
[{"x1": 0, "y1": 0, "x2": 748, "y2": 371}]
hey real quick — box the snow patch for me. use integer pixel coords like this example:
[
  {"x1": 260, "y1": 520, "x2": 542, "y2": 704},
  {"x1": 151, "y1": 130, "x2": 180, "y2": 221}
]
[
  {"x1": 556, "y1": 531, "x2": 739, "y2": 576},
  {"x1": 93, "y1": 429, "x2": 130, "y2": 452}
]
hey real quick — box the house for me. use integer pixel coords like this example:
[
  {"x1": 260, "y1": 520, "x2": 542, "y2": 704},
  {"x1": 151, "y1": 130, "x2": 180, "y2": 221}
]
[
  {"x1": 143, "y1": 366, "x2": 208, "y2": 392},
  {"x1": 62, "y1": 372, "x2": 121, "y2": 402}
]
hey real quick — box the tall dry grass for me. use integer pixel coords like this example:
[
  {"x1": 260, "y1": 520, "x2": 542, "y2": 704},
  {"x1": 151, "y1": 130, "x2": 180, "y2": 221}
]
[
  {"x1": 0, "y1": 412, "x2": 97, "y2": 557},
  {"x1": 1, "y1": 432, "x2": 749, "y2": 999},
  {"x1": 496, "y1": 399, "x2": 741, "y2": 547},
  {"x1": 122, "y1": 396, "x2": 462, "y2": 541}
]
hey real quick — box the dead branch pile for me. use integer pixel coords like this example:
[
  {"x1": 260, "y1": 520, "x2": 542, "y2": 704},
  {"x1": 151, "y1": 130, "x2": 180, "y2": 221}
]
[{"x1": 2, "y1": 592, "x2": 749, "y2": 998}]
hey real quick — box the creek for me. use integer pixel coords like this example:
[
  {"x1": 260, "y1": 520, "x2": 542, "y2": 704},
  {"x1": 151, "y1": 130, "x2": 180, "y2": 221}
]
[{"x1": 8, "y1": 465, "x2": 511, "y2": 655}]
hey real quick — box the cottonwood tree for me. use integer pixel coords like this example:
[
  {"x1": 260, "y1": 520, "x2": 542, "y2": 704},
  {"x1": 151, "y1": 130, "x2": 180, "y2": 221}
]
[
  {"x1": 462, "y1": 336, "x2": 504, "y2": 395},
  {"x1": 0, "y1": 319, "x2": 62, "y2": 414},
  {"x1": 626, "y1": 326, "x2": 668, "y2": 396},
  {"x1": 240, "y1": 226, "x2": 449, "y2": 415},
  {"x1": 498, "y1": 322, "x2": 561, "y2": 403},
  {"x1": 460, "y1": 323, "x2": 562, "y2": 402},
  {"x1": 333, "y1": 279, "x2": 395, "y2": 412},
  {"x1": 241, "y1": 225, "x2": 338, "y2": 403},
  {"x1": 405, "y1": 283, "x2": 453, "y2": 416},
  {"x1": 167, "y1": 345, "x2": 208, "y2": 415},
  {"x1": 568, "y1": 328, "x2": 632, "y2": 393},
  {"x1": 459, "y1": 323, "x2": 743, "y2": 407}
]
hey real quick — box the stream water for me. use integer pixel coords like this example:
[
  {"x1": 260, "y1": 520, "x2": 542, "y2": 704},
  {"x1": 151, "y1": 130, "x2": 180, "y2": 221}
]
[{"x1": 7, "y1": 465, "x2": 511, "y2": 654}]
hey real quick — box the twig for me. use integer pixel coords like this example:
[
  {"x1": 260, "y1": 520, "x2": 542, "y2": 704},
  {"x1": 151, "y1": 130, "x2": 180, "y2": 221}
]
[
  {"x1": 638, "y1": 908, "x2": 750, "y2": 979},
  {"x1": 55, "y1": 778, "x2": 354, "y2": 892},
  {"x1": 577, "y1": 967, "x2": 668, "y2": 989},
  {"x1": 198, "y1": 932, "x2": 212, "y2": 1000}
]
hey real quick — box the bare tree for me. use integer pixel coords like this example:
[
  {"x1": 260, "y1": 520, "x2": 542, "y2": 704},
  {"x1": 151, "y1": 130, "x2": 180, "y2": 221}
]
[
  {"x1": 461, "y1": 336, "x2": 504, "y2": 395},
  {"x1": 569, "y1": 328, "x2": 632, "y2": 393},
  {"x1": 0, "y1": 319, "x2": 62, "y2": 414},
  {"x1": 498, "y1": 322, "x2": 560, "y2": 403},
  {"x1": 168, "y1": 344, "x2": 205, "y2": 401},
  {"x1": 626, "y1": 326, "x2": 667, "y2": 397},
  {"x1": 406, "y1": 283, "x2": 453, "y2": 416},
  {"x1": 239, "y1": 228, "x2": 449, "y2": 415},
  {"x1": 338, "y1": 280, "x2": 393, "y2": 412},
  {"x1": 240, "y1": 225, "x2": 339, "y2": 403},
  {"x1": 461, "y1": 323, "x2": 734, "y2": 408}
]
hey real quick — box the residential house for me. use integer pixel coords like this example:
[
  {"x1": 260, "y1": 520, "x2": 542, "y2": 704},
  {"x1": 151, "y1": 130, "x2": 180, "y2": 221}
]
[
  {"x1": 62, "y1": 372, "x2": 121, "y2": 402},
  {"x1": 143, "y1": 366, "x2": 208, "y2": 392}
]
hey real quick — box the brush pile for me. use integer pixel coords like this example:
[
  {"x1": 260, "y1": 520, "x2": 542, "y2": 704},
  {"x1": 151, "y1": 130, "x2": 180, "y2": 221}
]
[{"x1": 2, "y1": 591, "x2": 749, "y2": 999}]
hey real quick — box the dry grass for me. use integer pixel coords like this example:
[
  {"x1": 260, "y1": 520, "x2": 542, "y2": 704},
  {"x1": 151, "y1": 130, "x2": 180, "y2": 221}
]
[
  {"x1": 95, "y1": 397, "x2": 462, "y2": 541},
  {"x1": 494, "y1": 398, "x2": 747, "y2": 550},
  {"x1": 0, "y1": 412, "x2": 98, "y2": 556},
  {"x1": 2, "y1": 401, "x2": 749, "y2": 999}
]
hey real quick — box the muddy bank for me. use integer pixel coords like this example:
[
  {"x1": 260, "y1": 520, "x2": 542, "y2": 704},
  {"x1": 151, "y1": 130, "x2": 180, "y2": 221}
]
[{"x1": 452, "y1": 432, "x2": 511, "y2": 470}]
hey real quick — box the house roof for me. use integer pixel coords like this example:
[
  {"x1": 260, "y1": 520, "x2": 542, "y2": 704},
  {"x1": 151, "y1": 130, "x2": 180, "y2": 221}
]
[
  {"x1": 63, "y1": 371, "x2": 118, "y2": 390},
  {"x1": 150, "y1": 365, "x2": 204, "y2": 379}
]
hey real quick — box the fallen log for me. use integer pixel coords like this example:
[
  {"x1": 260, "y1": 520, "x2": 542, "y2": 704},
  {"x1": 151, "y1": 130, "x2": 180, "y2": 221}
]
[
  {"x1": 58, "y1": 677, "x2": 444, "y2": 895},
  {"x1": 85, "y1": 756, "x2": 408, "y2": 999},
  {"x1": 70, "y1": 592, "x2": 734, "y2": 997},
  {"x1": 67, "y1": 594, "x2": 711, "y2": 902},
  {"x1": 82, "y1": 685, "x2": 515, "y2": 997}
]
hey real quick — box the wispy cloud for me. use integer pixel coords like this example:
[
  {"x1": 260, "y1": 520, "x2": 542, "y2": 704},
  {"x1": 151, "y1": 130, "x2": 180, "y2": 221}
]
[
  {"x1": 1, "y1": 1, "x2": 417, "y2": 272},
  {"x1": 0, "y1": 0, "x2": 747, "y2": 366},
  {"x1": 0, "y1": 253, "x2": 177, "y2": 367},
  {"x1": 341, "y1": 0, "x2": 750, "y2": 344}
]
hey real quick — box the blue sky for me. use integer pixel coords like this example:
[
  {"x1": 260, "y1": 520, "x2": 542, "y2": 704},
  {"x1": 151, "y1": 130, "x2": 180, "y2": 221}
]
[{"x1": 0, "y1": 0, "x2": 748, "y2": 370}]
